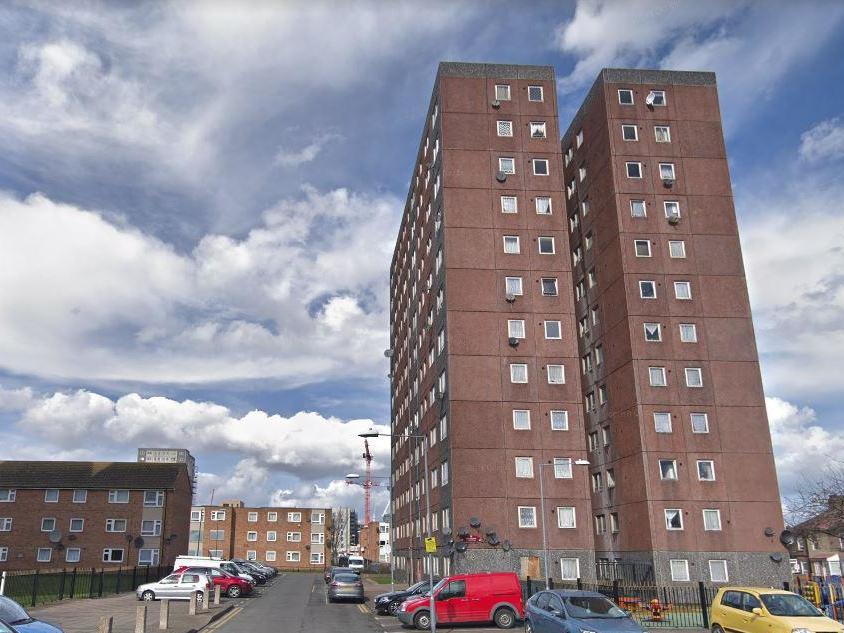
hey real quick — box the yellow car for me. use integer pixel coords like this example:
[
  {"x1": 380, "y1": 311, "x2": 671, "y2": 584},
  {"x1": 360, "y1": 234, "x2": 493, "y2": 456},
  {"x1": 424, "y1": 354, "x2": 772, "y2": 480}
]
[{"x1": 710, "y1": 587, "x2": 844, "y2": 633}]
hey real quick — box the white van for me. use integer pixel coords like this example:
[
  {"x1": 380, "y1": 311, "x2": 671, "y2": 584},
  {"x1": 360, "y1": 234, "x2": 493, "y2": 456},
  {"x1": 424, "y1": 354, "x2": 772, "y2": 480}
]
[
  {"x1": 347, "y1": 555, "x2": 365, "y2": 571},
  {"x1": 173, "y1": 555, "x2": 255, "y2": 583}
]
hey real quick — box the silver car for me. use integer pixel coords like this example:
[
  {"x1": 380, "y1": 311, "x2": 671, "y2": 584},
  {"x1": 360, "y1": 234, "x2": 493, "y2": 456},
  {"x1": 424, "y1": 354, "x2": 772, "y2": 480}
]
[
  {"x1": 328, "y1": 572, "x2": 365, "y2": 603},
  {"x1": 136, "y1": 571, "x2": 211, "y2": 602}
]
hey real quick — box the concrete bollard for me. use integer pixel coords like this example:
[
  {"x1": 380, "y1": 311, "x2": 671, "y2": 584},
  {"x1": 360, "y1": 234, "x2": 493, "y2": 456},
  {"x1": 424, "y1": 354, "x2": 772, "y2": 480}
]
[
  {"x1": 135, "y1": 604, "x2": 147, "y2": 633},
  {"x1": 199, "y1": 588, "x2": 210, "y2": 612},
  {"x1": 214, "y1": 584, "x2": 221, "y2": 606},
  {"x1": 159, "y1": 600, "x2": 169, "y2": 630},
  {"x1": 97, "y1": 616, "x2": 113, "y2": 633},
  {"x1": 188, "y1": 591, "x2": 198, "y2": 616}
]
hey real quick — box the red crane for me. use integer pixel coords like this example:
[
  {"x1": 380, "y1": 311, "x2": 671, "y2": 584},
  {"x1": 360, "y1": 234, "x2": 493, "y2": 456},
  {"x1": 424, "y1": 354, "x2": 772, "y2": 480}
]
[{"x1": 362, "y1": 439, "x2": 374, "y2": 524}]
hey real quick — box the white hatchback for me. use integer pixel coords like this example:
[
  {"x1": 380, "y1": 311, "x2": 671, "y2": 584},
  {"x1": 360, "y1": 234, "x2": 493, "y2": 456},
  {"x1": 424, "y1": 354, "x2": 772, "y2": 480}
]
[{"x1": 136, "y1": 571, "x2": 211, "y2": 602}]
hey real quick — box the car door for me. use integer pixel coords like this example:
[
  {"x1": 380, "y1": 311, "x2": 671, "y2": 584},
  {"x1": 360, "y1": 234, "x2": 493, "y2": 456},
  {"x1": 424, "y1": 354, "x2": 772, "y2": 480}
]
[
  {"x1": 437, "y1": 580, "x2": 469, "y2": 623},
  {"x1": 544, "y1": 594, "x2": 567, "y2": 633},
  {"x1": 719, "y1": 591, "x2": 749, "y2": 633},
  {"x1": 155, "y1": 574, "x2": 180, "y2": 598},
  {"x1": 177, "y1": 573, "x2": 200, "y2": 599},
  {"x1": 529, "y1": 592, "x2": 552, "y2": 633},
  {"x1": 741, "y1": 592, "x2": 769, "y2": 633}
]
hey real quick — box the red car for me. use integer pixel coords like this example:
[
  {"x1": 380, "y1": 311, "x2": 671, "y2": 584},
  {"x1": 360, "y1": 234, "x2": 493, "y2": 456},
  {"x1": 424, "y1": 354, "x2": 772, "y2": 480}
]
[
  {"x1": 398, "y1": 572, "x2": 524, "y2": 629},
  {"x1": 174, "y1": 566, "x2": 253, "y2": 598}
]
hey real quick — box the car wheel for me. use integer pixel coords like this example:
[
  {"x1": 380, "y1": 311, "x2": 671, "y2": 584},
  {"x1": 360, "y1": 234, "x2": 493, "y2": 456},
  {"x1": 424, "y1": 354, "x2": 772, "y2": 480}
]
[
  {"x1": 389, "y1": 601, "x2": 400, "y2": 615},
  {"x1": 142, "y1": 590, "x2": 155, "y2": 602},
  {"x1": 712, "y1": 625, "x2": 725, "y2": 633},
  {"x1": 494, "y1": 607, "x2": 516, "y2": 629},
  {"x1": 228, "y1": 585, "x2": 241, "y2": 598},
  {"x1": 414, "y1": 610, "x2": 431, "y2": 630},
  {"x1": 525, "y1": 619, "x2": 534, "y2": 633}
]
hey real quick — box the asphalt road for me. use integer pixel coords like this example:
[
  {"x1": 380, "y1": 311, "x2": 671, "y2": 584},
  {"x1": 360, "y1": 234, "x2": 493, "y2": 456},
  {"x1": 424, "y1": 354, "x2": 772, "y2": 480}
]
[{"x1": 207, "y1": 572, "x2": 382, "y2": 633}]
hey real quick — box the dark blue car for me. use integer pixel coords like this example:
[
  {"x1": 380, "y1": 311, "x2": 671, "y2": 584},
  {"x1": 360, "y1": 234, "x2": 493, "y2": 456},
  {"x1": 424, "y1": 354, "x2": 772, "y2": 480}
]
[
  {"x1": 525, "y1": 590, "x2": 645, "y2": 633},
  {"x1": 0, "y1": 596, "x2": 62, "y2": 633}
]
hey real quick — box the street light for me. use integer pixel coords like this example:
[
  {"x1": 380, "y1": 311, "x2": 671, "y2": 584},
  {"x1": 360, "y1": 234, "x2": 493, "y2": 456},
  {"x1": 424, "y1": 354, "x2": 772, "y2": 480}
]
[
  {"x1": 346, "y1": 472, "x2": 394, "y2": 593},
  {"x1": 360, "y1": 430, "x2": 437, "y2": 633},
  {"x1": 538, "y1": 458, "x2": 590, "y2": 590}
]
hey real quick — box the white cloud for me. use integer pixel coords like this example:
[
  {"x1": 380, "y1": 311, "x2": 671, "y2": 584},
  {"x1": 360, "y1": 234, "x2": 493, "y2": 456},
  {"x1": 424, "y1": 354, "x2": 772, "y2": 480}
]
[
  {"x1": 0, "y1": 386, "x2": 34, "y2": 411},
  {"x1": 270, "y1": 479, "x2": 390, "y2": 517},
  {"x1": 274, "y1": 132, "x2": 342, "y2": 167},
  {"x1": 0, "y1": 186, "x2": 396, "y2": 386},
  {"x1": 799, "y1": 117, "x2": 844, "y2": 163}
]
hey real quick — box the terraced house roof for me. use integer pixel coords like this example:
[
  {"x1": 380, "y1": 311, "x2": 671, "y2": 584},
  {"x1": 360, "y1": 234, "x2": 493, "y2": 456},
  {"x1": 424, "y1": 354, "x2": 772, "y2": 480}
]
[{"x1": 0, "y1": 461, "x2": 186, "y2": 490}]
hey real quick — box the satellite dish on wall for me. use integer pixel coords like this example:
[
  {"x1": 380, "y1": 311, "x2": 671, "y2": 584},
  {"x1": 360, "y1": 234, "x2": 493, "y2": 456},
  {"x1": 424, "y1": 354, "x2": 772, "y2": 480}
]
[
  {"x1": 764, "y1": 527, "x2": 775, "y2": 537},
  {"x1": 48, "y1": 530, "x2": 62, "y2": 544},
  {"x1": 469, "y1": 517, "x2": 481, "y2": 529},
  {"x1": 779, "y1": 530, "x2": 796, "y2": 547},
  {"x1": 502, "y1": 540, "x2": 512, "y2": 552},
  {"x1": 495, "y1": 171, "x2": 507, "y2": 183},
  {"x1": 134, "y1": 537, "x2": 146, "y2": 548},
  {"x1": 457, "y1": 527, "x2": 470, "y2": 538},
  {"x1": 455, "y1": 542, "x2": 468, "y2": 553},
  {"x1": 770, "y1": 553, "x2": 783, "y2": 563}
]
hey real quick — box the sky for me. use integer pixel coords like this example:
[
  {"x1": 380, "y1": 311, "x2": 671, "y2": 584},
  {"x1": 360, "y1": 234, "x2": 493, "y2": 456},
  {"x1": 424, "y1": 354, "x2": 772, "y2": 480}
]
[{"x1": 0, "y1": 0, "x2": 843, "y2": 520}]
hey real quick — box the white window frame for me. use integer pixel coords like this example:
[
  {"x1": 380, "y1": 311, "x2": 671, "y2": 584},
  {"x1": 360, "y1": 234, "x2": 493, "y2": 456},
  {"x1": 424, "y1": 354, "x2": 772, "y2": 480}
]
[
  {"x1": 668, "y1": 240, "x2": 686, "y2": 258},
  {"x1": 0, "y1": 490, "x2": 15, "y2": 503},
  {"x1": 634, "y1": 239, "x2": 652, "y2": 257},
  {"x1": 665, "y1": 509, "x2": 684, "y2": 530},
  {"x1": 709, "y1": 560, "x2": 729, "y2": 583},
  {"x1": 532, "y1": 159, "x2": 550, "y2": 176},
  {"x1": 547, "y1": 364, "x2": 565, "y2": 384},
  {"x1": 286, "y1": 551, "x2": 301, "y2": 562},
  {"x1": 69, "y1": 518, "x2": 84, "y2": 533},
  {"x1": 560, "y1": 558, "x2": 580, "y2": 580},
  {"x1": 72, "y1": 490, "x2": 87, "y2": 504},
  {"x1": 659, "y1": 459, "x2": 678, "y2": 481},
  {"x1": 287, "y1": 531, "x2": 302, "y2": 542},
  {"x1": 703, "y1": 509, "x2": 722, "y2": 531},
  {"x1": 554, "y1": 457, "x2": 573, "y2": 479},
  {"x1": 267, "y1": 512, "x2": 278, "y2": 522},
  {"x1": 535, "y1": 196, "x2": 552, "y2": 215},
  {"x1": 659, "y1": 163, "x2": 676, "y2": 180},
  {"x1": 144, "y1": 490, "x2": 164, "y2": 507},
  {"x1": 246, "y1": 531, "x2": 258, "y2": 542},
  {"x1": 538, "y1": 236, "x2": 555, "y2": 254},
  {"x1": 0, "y1": 547, "x2": 7, "y2": 562},
  {"x1": 108, "y1": 490, "x2": 129, "y2": 504},
  {"x1": 0, "y1": 518, "x2": 11, "y2": 532},
  {"x1": 618, "y1": 89, "x2": 634, "y2": 105},
  {"x1": 500, "y1": 195, "x2": 518, "y2": 214},
  {"x1": 247, "y1": 550, "x2": 258, "y2": 562},
  {"x1": 540, "y1": 277, "x2": 558, "y2": 296},
  {"x1": 644, "y1": 322, "x2": 662, "y2": 342},
  {"x1": 670, "y1": 559, "x2": 690, "y2": 581},
  {"x1": 288, "y1": 511, "x2": 302, "y2": 523},
  {"x1": 265, "y1": 550, "x2": 277, "y2": 562},
  {"x1": 654, "y1": 412, "x2": 672, "y2": 434},
  {"x1": 210, "y1": 510, "x2": 226, "y2": 521},
  {"x1": 576, "y1": 130, "x2": 584, "y2": 148},
  {"x1": 557, "y1": 507, "x2": 576, "y2": 529},
  {"x1": 649, "y1": 90, "x2": 667, "y2": 106},
  {"x1": 674, "y1": 281, "x2": 692, "y2": 300},
  {"x1": 625, "y1": 162, "x2": 643, "y2": 179},
  {"x1": 528, "y1": 85, "x2": 544, "y2": 102},
  {"x1": 247, "y1": 511, "x2": 258, "y2": 522},
  {"x1": 515, "y1": 457, "x2": 534, "y2": 479},
  {"x1": 65, "y1": 547, "x2": 81, "y2": 563},
  {"x1": 630, "y1": 199, "x2": 646, "y2": 218},
  {"x1": 691, "y1": 413, "x2": 710, "y2": 434},
  {"x1": 654, "y1": 125, "x2": 671, "y2": 143},
  {"x1": 44, "y1": 489, "x2": 59, "y2": 503},
  {"x1": 41, "y1": 517, "x2": 56, "y2": 532},
  {"x1": 505, "y1": 276, "x2": 523, "y2": 296},
  {"x1": 685, "y1": 367, "x2": 703, "y2": 388},
  {"x1": 141, "y1": 519, "x2": 162, "y2": 536},
  {"x1": 510, "y1": 364, "x2": 528, "y2": 384},
  {"x1": 499, "y1": 157, "x2": 516, "y2": 174},
  {"x1": 544, "y1": 320, "x2": 562, "y2": 340},
  {"x1": 37, "y1": 548, "x2": 52, "y2": 563},
  {"x1": 508, "y1": 319, "x2": 526, "y2": 339},
  {"x1": 649, "y1": 366, "x2": 667, "y2": 387},
  {"x1": 697, "y1": 460, "x2": 716, "y2": 481},
  {"x1": 495, "y1": 84, "x2": 511, "y2": 101},
  {"x1": 513, "y1": 409, "x2": 531, "y2": 430},
  {"x1": 550, "y1": 410, "x2": 569, "y2": 431},
  {"x1": 496, "y1": 120, "x2": 513, "y2": 137},
  {"x1": 518, "y1": 506, "x2": 537, "y2": 529},
  {"x1": 530, "y1": 121, "x2": 547, "y2": 138},
  {"x1": 664, "y1": 201, "x2": 681, "y2": 218},
  {"x1": 138, "y1": 548, "x2": 160, "y2": 566},
  {"x1": 639, "y1": 280, "x2": 656, "y2": 299},
  {"x1": 503, "y1": 235, "x2": 520, "y2": 254},
  {"x1": 679, "y1": 323, "x2": 697, "y2": 343},
  {"x1": 621, "y1": 124, "x2": 638, "y2": 141},
  {"x1": 102, "y1": 548, "x2": 124, "y2": 563}
]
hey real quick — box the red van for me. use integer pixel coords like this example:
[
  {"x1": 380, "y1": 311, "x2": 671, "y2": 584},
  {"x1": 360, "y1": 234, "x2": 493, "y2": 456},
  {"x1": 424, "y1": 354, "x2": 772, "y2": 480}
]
[{"x1": 397, "y1": 572, "x2": 524, "y2": 629}]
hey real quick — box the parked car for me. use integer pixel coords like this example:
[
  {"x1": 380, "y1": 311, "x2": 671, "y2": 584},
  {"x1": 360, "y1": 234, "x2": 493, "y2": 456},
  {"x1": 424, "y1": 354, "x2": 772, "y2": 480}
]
[
  {"x1": 525, "y1": 590, "x2": 644, "y2": 633},
  {"x1": 0, "y1": 596, "x2": 63, "y2": 632},
  {"x1": 398, "y1": 572, "x2": 524, "y2": 630},
  {"x1": 328, "y1": 573, "x2": 365, "y2": 603},
  {"x1": 174, "y1": 566, "x2": 253, "y2": 598},
  {"x1": 233, "y1": 560, "x2": 271, "y2": 583},
  {"x1": 325, "y1": 566, "x2": 360, "y2": 583},
  {"x1": 136, "y1": 571, "x2": 211, "y2": 602},
  {"x1": 710, "y1": 587, "x2": 842, "y2": 633},
  {"x1": 173, "y1": 556, "x2": 256, "y2": 584},
  {"x1": 374, "y1": 578, "x2": 441, "y2": 615}
]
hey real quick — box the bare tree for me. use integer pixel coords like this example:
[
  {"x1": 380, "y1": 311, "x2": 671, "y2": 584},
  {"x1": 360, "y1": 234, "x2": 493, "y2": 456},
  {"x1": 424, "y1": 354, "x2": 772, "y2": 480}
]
[{"x1": 785, "y1": 462, "x2": 844, "y2": 537}]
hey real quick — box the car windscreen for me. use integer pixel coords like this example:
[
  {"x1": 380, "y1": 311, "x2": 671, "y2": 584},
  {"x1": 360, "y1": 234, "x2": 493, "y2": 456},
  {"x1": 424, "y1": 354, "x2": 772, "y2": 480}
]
[
  {"x1": 0, "y1": 596, "x2": 31, "y2": 624},
  {"x1": 334, "y1": 574, "x2": 360, "y2": 583},
  {"x1": 430, "y1": 578, "x2": 448, "y2": 595},
  {"x1": 564, "y1": 595, "x2": 627, "y2": 619},
  {"x1": 760, "y1": 594, "x2": 819, "y2": 616},
  {"x1": 409, "y1": 581, "x2": 429, "y2": 593}
]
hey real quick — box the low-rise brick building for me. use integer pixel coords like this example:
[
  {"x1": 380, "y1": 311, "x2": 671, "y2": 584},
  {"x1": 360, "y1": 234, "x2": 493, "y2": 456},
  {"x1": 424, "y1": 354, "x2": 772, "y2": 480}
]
[
  {"x1": 0, "y1": 460, "x2": 192, "y2": 571},
  {"x1": 188, "y1": 501, "x2": 330, "y2": 569}
]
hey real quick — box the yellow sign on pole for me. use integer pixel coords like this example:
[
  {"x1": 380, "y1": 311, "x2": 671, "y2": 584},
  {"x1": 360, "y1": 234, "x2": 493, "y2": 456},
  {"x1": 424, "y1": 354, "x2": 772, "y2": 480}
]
[{"x1": 425, "y1": 536, "x2": 437, "y2": 553}]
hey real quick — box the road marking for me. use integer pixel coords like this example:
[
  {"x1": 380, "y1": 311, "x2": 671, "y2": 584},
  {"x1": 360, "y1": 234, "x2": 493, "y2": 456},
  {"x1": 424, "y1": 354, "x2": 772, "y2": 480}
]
[{"x1": 203, "y1": 606, "x2": 242, "y2": 632}]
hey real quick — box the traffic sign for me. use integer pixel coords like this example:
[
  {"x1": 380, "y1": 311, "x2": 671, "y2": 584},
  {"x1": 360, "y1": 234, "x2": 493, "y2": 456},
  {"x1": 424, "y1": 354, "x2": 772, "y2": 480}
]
[{"x1": 425, "y1": 536, "x2": 437, "y2": 553}]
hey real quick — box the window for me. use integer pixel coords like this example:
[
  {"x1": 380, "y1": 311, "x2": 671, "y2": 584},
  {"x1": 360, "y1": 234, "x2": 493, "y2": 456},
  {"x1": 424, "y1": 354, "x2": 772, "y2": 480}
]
[
  {"x1": 576, "y1": 130, "x2": 584, "y2": 147},
  {"x1": 674, "y1": 281, "x2": 692, "y2": 300},
  {"x1": 108, "y1": 490, "x2": 129, "y2": 504},
  {"x1": 541, "y1": 278, "x2": 558, "y2": 296},
  {"x1": 649, "y1": 90, "x2": 667, "y2": 106},
  {"x1": 564, "y1": 147, "x2": 573, "y2": 166},
  {"x1": 578, "y1": 165, "x2": 587, "y2": 182},
  {"x1": 698, "y1": 460, "x2": 716, "y2": 481},
  {"x1": 691, "y1": 413, "x2": 710, "y2": 434},
  {"x1": 607, "y1": 469, "x2": 616, "y2": 489},
  {"x1": 538, "y1": 236, "x2": 555, "y2": 254},
  {"x1": 644, "y1": 323, "x2": 662, "y2": 342},
  {"x1": 501, "y1": 195, "x2": 517, "y2": 214},
  {"x1": 439, "y1": 415, "x2": 448, "y2": 440},
  {"x1": 598, "y1": 385, "x2": 608, "y2": 405},
  {"x1": 594, "y1": 345, "x2": 603, "y2": 366},
  {"x1": 518, "y1": 506, "x2": 537, "y2": 528},
  {"x1": 265, "y1": 551, "x2": 276, "y2": 562},
  {"x1": 69, "y1": 518, "x2": 84, "y2": 532},
  {"x1": 532, "y1": 159, "x2": 549, "y2": 176},
  {"x1": 664, "y1": 201, "x2": 681, "y2": 218},
  {"x1": 659, "y1": 459, "x2": 678, "y2": 480},
  {"x1": 626, "y1": 162, "x2": 642, "y2": 178},
  {"x1": 497, "y1": 120, "x2": 513, "y2": 137},
  {"x1": 247, "y1": 531, "x2": 258, "y2": 542},
  {"x1": 557, "y1": 507, "x2": 576, "y2": 529},
  {"x1": 515, "y1": 457, "x2": 534, "y2": 478},
  {"x1": 267, "y1": 511, "x2": 277, "y2": 522},
  {"x1": 595, "y1": 515, "x2": 607, "y2": 534},
  {"x1": 41, "y1": 517, "x2": 56, "y2": 532},
  {"x1": 37, "y1": 548, "x2": 52, "y2": 563},
  {"x1": 655, "y1": 126, "x2": 671, "y2": 142},
  {"x1": 141, "y1": 520, "x2": 162, "y2": 536},
  {"x1": 547, "y1": 365, "x2": 565, "y2": 384},
  {"x1": 588, "y1": 431, "x2": 599, "y2": 452},
  {"x1": 144, "y1": 491, "x2": 164, "y2": 507},
  {"x1": 287, "y1": 532, "x2": 302, "y2": 542},
  {"x1": 622, "y1": 124, "x2": 638, "y2": 141},
  {"x1": 529, "y1": 197, "x2": 551, "y2": 219},
  {"x1": 679, "y1": 323, "x2": 697, "y2": 343},
  {"x1": 0, "y1": 518, "x2": 11, "y2": 531},
  {"x1": 665, "y1": 509, "x2": 683, "y2": 530},
  {"x1": 581, "y1": 199, "x2": 590, "y2": 216},
  {"x1": 505, "y1": 276, "x2": 523, "y2": 296},
  {"x1": 65, "y1": 548, "x2": 81, "y2": 563},
  {"x1": 592, "y1": 472, "x2": 603, "y2": 492},
  {"x1": 709, "y1": 560, "x2": 729, "y2": 583},
  {"x1": 703, "y1": 509, "x2": 722, "y2": 531},
  {"x1": 311, "y1": 532, "x2": 324, "y2": 544},
  {"x1": 495, "y1": 84, "x2": 511, "y2": 101},
  {"x1": 610, "y1": 513, "x2": 619, "y2": 533},
  {"x1": 584, "y1": 233, "x2": 593, "y2": 251},
  {"x1": 585, "y1": 391, "x2": 596, "y2": 410},
  {"x1": 103, "y1": 548, "x2": 124, "y2": 563},
  {"x1": 499, "y1": 157, "x2": 515, "y2": 174},
  {"x1": 246, "y1": 551, "x2": 257, "y2": 562},
  {"x1": 639, "y1": 280, "x2": 656, "y2": 299},
  {"x1": 572, "y1": 246, "x2": 582, "y2": 267},
  {"x1": 528, "y1": 85, "x2": 544, "y2": 102},
  {"x1": 0, "y1": 547, "x2": 7, "y2": 562},
  {"x1": 73, "y1": 490, "x2": 87, "y2": 503},
  {"x1": 139, "y1": 549, "x2": 160, "y2": 566},
  {"x1": 210, "y1": 511, "x2": 226, "y2": 521},
  {"x1": 209, "y1": 529, "x2": 224, "y2": 540},
  {"x1": 503, "y1": 235, "x2": 520, "y2": 254},
  {"x1": 618, "y1": 89, "x2": 634, "y2": 105},
  {"x1": 44, "y1": 489, "x2": 59, "y2": 503},
  {"x1": 510, "y1": 364, "x2": 528, "y2": 384},
  {"x1": 530, "y1": 122, "x2": 547, "y2": 138},
  {"x1": 513, "y1": 410, "x2": 531, "y2": 430},
  {"x1": 670, "y1": 559, "x2": 690, "y2": 581},
  {"x1": 208, "y1": 549, "x2": 223, "y2": 557},
  {"x1": 544, "y1": 321, "x2": 562, "y2": 339},
  {"x1": 0, "y1": 490, "x2": 15, "y2": 503},
  {"x1": 554, "y1": 457, "x2": 573, "y2": 479},
  {"x1": 668, "y1": 240, "x2": 686, "y2": 258},
  {"x1": 634, "y1": 240, "x2": 652, "y2": 257},
  {"x1": 560, "y1": 558, "x2": 580, "y2": 580},
  {"x1": 649, "y1": 366, "x2": 667, "y2": 387},
  {"x1": 106, "y1": 519, "x2": 127, "y2": 532},
  {"x1": 630, "y1": 199, "x2": 646, "y2": 218},
  {"x1": 441, "y1": 461, "x2": 449, "y2": 485},
  {"x1": 659, "y1": 163, "x2": 676, "y2": 180},
  {"x1": 685, "y1": 367, "x2": 703, "y2": 388},
  {"x1": 654, "y1": 412, "x2": 672, "y2": 433},
  {"x1": 591, "y1": 306, "x2": 599, "y2": 325},
  {"x1": 286, "y1": 551, "x2": 301, "y2": 562}
]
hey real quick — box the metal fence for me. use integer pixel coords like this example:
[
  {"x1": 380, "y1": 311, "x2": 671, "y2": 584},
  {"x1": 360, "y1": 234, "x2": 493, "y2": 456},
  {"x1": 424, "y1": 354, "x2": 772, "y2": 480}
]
[{"x1": 0, "y1": 565, "x2": 169, "y2": 608}]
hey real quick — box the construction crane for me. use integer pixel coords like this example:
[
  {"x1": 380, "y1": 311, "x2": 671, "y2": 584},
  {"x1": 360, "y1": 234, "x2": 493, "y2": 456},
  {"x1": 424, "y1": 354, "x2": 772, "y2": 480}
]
[{"x1": 362, "y1": 439, "x2": 374, "y2": 524}]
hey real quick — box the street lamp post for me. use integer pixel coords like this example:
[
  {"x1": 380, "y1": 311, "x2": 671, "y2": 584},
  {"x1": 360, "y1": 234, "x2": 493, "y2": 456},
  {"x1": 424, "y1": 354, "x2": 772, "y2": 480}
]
[
  {"x1": 360, "y1": 430, "x2": 436, "y2": 633},
  {"x1": 538, "y1": 459, "x2": 590, "y2": 590}
]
